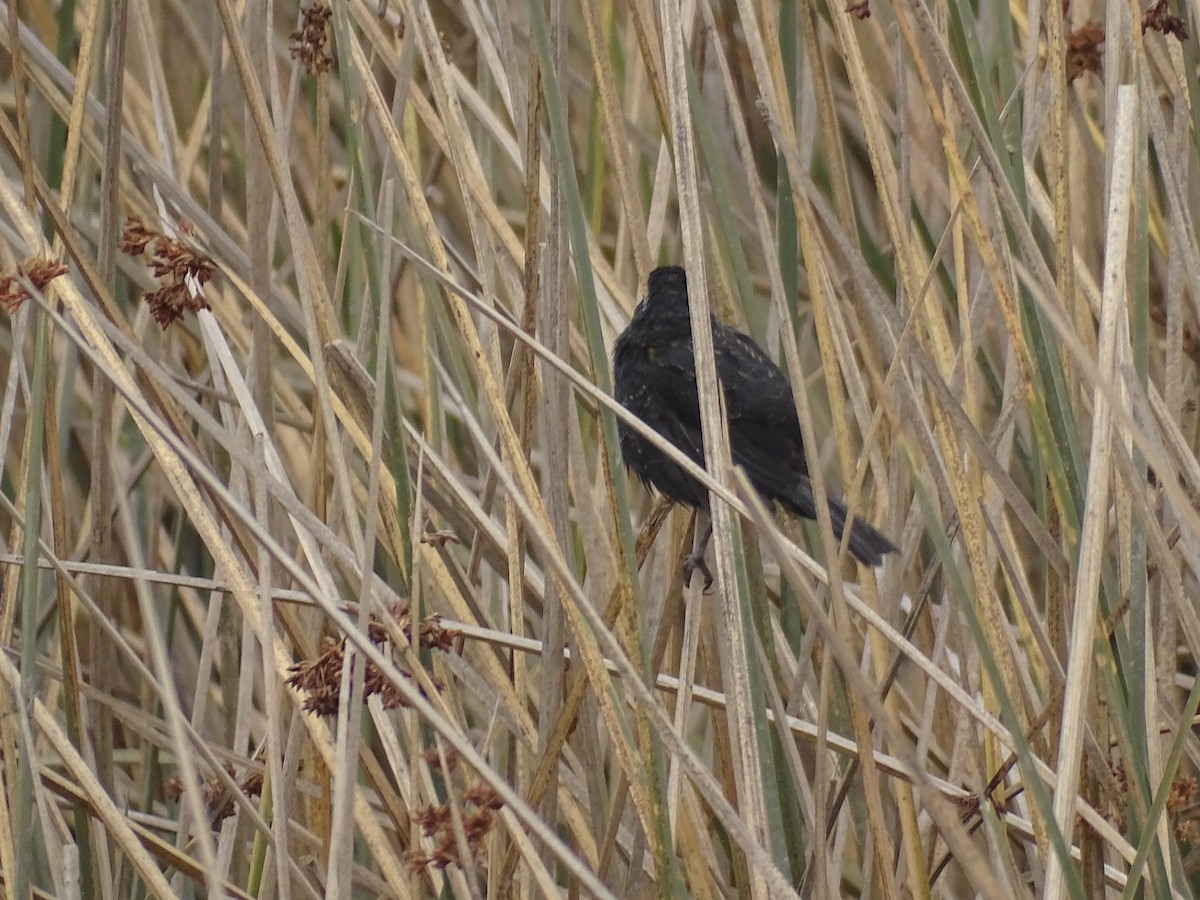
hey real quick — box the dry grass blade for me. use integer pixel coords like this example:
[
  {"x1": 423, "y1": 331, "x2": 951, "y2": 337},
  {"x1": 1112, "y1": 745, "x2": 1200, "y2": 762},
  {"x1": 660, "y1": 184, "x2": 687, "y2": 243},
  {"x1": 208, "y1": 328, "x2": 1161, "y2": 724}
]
[
  {"x1": 2, "y1": 1, "x2": 1200, "y2": 897},
  {"x1": 1044, "y1": 85, "x2": 1136, "y2": 900}
]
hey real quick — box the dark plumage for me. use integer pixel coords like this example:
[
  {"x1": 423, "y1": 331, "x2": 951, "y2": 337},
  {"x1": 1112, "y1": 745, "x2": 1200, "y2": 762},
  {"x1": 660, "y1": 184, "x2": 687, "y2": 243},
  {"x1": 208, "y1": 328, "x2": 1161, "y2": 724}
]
[{"x1": 613, "y1": 266, "x2": 897, "y2": 572}]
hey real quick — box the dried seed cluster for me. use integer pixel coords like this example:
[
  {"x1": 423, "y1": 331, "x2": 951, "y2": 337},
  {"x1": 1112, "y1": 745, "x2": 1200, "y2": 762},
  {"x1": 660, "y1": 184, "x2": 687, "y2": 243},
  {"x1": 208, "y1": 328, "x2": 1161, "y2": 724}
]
[
  {"x1": 1064, "y1": 1, "x2": 1187, "y2": 85},
  {"x1": 1142, "y1": 0, "x2": 1188, "y2": 39},
  {"x1": 286, "y1": 602, "x2": 459, "y2": 717},
  {"x1": 164, "y1": 763, "x2": 265, "y2": 826},
  {"x1": 0, "y1": 257, "x2": 68, "y2": 313},
  {"x1": 407, "y1": 781, "x2": 503, "y2": 873},
  {"x1": 1065, "y1": 23, "x2": 1106, "y2": 83},
  {"x1": 290, "y1": 3, "x2": 334, "y2": 76},
  {"x1": 1110, "y1": 763, "x2": 1199, "y2": 849},
  {"x1": 120, "y1": 217, "x2": 215, "y2": 328}
]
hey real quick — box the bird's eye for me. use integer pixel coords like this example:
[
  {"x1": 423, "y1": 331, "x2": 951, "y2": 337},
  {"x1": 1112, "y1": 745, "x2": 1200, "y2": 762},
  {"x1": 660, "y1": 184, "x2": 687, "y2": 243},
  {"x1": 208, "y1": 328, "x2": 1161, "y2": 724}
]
[{"x1": 646, "y1": 348, "x2": 656, "y2": 361}]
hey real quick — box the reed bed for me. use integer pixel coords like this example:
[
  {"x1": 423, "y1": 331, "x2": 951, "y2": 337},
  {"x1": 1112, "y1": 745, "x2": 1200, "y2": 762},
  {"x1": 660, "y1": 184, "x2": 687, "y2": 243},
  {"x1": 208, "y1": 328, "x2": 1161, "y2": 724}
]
[{"x1": 0, "y1": 0, "x2": 1198, "y2": 897}]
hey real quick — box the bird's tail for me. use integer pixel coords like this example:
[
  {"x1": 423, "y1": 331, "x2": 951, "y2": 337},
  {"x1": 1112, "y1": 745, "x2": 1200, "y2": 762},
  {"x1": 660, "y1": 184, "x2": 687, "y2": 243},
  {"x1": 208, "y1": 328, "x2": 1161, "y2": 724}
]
[
  {"x1": 825, "y1": 497, "x2": 898, "y2": 566},
  {"x1": 787, "y1": 480, "x2": 897, "y2": 566}
]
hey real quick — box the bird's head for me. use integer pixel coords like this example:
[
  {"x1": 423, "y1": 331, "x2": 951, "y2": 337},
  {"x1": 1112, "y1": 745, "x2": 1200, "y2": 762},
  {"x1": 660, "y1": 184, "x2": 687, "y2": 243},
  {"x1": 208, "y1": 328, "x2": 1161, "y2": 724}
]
[
  {"x1": 647, "y1": 265, "x2": 688, "y2": 297},
  {"x1": 631, "y1": 266, "x2": 693, "y2": 335}
]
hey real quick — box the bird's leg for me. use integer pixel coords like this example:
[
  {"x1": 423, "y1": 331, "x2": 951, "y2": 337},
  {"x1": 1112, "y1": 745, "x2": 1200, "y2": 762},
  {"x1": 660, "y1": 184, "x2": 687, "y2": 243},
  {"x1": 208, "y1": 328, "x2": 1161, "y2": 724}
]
[{"x1": 682, "y1": 511, "x2": 714, "y2": 591}]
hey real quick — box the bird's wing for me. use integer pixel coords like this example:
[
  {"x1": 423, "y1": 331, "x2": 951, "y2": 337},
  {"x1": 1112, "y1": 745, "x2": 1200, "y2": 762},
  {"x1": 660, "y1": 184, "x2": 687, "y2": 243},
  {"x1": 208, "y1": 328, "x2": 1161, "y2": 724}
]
[
  {"x1": 653, "y1": 329, "x2": 808, "y2": 499},
  {"x1": 615, "y1": 329, "x2": 714, "y2": 506},
  {"x1": 649, "y1": 340, "x2": 707, "y2": 455},
  {"x1": 716, "y1": 330, "x2": 808, "y2": 485}
]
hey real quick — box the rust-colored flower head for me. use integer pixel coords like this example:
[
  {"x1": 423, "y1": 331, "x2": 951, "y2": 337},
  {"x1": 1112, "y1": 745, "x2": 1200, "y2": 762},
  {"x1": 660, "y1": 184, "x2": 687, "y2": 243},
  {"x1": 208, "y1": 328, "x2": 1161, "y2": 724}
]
[
  {"x1": 290, "y1": 3, "x2": 335, "y2": 75},
  {"x1": 285, "y1": 602, "x2": 455, "y2": 718},
  {"x1": 1065, "y1": 22, "x2": 1106, "y2": 83},
  {"x1": 1142, "y1": 0, "x2": 1188, "y2": 39},
  {"x1": 0, "y1": 258, "x2": 68, "y2": 314},
  {"x1": 121, "y1": 216, "x2": 215, "y2": 328}
]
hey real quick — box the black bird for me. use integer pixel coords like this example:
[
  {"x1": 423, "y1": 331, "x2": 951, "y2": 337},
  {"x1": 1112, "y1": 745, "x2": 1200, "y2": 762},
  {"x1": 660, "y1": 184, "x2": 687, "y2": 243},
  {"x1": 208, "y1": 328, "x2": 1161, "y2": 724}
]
[{"x1": 613, "y1": 266, "x2": 897, "y2": 580}]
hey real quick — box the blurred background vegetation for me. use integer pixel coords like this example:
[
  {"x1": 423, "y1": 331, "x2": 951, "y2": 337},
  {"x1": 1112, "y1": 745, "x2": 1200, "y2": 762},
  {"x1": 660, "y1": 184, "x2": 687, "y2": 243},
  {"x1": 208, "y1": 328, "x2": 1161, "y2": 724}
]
[{"x1": 0, "y1": 0, "x2": 1197, "y2": 897}]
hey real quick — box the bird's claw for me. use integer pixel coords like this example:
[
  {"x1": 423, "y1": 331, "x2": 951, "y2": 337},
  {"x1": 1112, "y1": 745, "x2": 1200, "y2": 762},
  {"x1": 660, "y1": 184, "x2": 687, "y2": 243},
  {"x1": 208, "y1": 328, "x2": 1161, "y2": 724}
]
[{"x1": 682, "y1": 552, "x2": 714, "y2": 592}]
